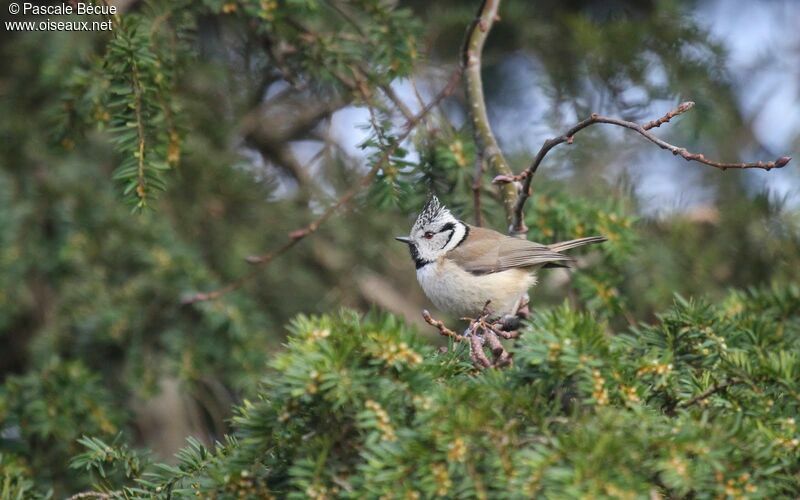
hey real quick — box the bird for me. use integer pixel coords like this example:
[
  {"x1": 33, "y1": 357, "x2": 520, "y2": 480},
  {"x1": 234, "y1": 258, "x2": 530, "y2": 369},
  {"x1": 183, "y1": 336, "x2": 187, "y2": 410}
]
[{"x1": 395, "y1": 196, "x2": 606, "y2": 318}]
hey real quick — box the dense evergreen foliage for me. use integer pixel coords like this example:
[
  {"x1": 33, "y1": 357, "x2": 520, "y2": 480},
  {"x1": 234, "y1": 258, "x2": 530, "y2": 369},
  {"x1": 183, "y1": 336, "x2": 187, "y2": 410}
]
[
  {"x1": 64, "y1": 287, "x2": 800, "y2": 498},
  {"x1": 1, "y1": 0, "x2": 798, "y2": 498}
]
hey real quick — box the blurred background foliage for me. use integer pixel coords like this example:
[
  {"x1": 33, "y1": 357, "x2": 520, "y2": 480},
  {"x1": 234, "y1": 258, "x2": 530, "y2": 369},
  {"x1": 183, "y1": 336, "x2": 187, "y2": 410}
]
[{"x1": 0, "y1": 0, "x2": 798, "y2": 497}]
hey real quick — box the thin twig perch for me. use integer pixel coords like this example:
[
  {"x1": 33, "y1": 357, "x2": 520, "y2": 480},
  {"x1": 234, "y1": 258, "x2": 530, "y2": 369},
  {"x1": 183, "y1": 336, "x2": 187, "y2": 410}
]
[{"x1": 422, "y1": 303, "x2": 518, "y2": 370}]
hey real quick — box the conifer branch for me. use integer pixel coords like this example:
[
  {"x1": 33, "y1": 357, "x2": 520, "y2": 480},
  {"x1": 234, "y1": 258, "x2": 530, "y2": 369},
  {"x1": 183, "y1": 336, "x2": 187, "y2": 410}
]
[
  {"x1": 677, "y1": 378, "x2": 741, "y2": 409},
  {"x1": 500, "y1": 102, "x2": 792, "y2": 233},
  {"x1": 463, "y1": 0, "x2": 518, "y2": 229},
  {"x1": 99, "y1": 8, "x2": 177, "y2": 210},
  {"x1": 130, "y1": 60, "x2": 147, "y2": 204}
]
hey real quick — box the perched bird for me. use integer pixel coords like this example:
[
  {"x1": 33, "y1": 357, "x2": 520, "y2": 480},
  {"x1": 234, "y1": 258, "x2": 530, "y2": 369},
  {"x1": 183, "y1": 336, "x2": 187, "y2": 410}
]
[{"x1": 395, "y1": 196, "x2": 606, "y2": 317}]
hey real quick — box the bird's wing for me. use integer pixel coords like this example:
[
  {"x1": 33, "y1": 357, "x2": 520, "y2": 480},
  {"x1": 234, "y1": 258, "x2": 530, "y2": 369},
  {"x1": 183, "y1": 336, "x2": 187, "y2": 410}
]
[
  {"x1": 447, "y1": 226, "x2": 573, "y2": 275},
  {"x1": 547, "y1": 236, "x2": 607, "y2": 253}
]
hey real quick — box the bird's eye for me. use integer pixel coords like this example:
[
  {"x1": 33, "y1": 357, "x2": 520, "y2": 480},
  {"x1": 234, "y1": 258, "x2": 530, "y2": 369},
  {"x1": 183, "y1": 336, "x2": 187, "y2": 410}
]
[{"x1": 424, "y1": 231, "x2": 434, "y2": 239}]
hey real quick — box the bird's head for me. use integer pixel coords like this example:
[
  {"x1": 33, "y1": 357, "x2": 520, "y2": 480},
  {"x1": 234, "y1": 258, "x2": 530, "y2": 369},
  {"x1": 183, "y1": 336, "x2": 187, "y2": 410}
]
[{"x1": 395, "y1": 195, "x2": 467, "y2": 268}]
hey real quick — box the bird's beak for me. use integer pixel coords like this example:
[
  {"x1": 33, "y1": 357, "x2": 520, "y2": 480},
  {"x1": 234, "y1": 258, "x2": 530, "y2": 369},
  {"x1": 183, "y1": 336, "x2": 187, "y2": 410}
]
[{"x1": 394, "y1": 236, "x2": 412, "y2": 244}]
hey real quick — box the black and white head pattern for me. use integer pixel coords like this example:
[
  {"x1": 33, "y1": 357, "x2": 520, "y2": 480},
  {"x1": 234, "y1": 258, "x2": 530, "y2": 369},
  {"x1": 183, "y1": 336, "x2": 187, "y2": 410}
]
[
  {"x1": 411, "y1": 195, "x2": 449, "y2": 234},
  {"x1": 406, "y1": 195, "x2": 468, "y2": 268}
]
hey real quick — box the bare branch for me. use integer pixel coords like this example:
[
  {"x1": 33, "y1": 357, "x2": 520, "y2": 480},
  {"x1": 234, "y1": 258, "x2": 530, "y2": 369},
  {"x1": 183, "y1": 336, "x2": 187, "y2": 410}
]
[
  {"x1": 241, "y1": 90, "x2": 347, "y2": 153},
  {"x1": 503, "y1": 102, "x2": 792, "y2": 233},
  {"x1": 472, "y1": 155, "x2": 485, "y2": 226},
  {"x1": 263, "y1": 144, "x2": 316, "y2": 188},
  {"x1": 469, "y1": 333, "x2": 492, "y2": 368},
  {"x1": 422, "y1": 310, "x2": 464, "y2": 342},
  {"x1": 423, "y1": 301, "x2": 519, "y2": 369},
  {"x1": 463, "y1": 0, "x2": 518, "y2": 227},
  {"x1": 483, "y1": 329, "x2": 512, "y2": 367},
  {"x1": 402, "y1": 68, "x2": 463, "y2": 135},
  {"x1": 67, "y1": 493, "x2": 111, "y2": 500},
  {"x1": 642, "y1": 101, "x2": 695, "y2": 130},
  {"x1": 182, "y1": 68, "x2": 463, "y2": 305},
  {"x1": 380, "y1": 83, "x2": 415, "y2": 122},
  {"x1": 487, "y1": 319, "x2": 520, "y2": 339}
]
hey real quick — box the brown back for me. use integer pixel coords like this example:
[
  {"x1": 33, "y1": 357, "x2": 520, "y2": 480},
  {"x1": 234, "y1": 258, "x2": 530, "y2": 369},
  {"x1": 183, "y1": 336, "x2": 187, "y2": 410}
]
[{"x1": 447, "y1": 225, "x2": 573, "y2": 274}]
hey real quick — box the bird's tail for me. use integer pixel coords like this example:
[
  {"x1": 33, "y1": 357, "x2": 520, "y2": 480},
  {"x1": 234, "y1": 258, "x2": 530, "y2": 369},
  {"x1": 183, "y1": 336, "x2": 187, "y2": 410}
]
[{"x1": 548, "y1": 236, "x2": 607, "y2": 253}]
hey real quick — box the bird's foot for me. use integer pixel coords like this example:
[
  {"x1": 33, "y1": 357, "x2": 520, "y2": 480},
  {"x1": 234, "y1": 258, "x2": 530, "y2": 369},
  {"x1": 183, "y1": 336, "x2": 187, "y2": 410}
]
[{"x1": 497, "y1": 314, "x2": 521, "y2": 332}]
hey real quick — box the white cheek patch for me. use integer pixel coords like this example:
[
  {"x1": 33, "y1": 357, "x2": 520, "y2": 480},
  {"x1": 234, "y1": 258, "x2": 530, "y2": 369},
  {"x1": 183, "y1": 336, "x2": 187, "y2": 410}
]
[
  {"x1": 442, "y1": 223, "x2": 467, "y2": 252},
  {"x1": 415, "y1": 241, "x2": 439, "y2": 263}
]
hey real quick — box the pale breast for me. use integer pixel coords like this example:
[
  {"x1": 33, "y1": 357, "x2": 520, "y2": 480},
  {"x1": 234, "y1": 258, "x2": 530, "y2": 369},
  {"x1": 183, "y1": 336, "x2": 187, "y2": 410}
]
[{"x1": 416, "y1": 259, "x2": 537, "y2": 317}]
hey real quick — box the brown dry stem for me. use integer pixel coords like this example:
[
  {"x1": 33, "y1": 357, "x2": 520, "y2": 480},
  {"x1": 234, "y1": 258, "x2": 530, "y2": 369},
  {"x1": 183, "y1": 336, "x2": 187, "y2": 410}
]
[
  {"x1": 422, "y1": 303, "x2": 518, "y2": 370},
  {"x1": 503, "y1": 103, "x2": 792, "y2": 233}
]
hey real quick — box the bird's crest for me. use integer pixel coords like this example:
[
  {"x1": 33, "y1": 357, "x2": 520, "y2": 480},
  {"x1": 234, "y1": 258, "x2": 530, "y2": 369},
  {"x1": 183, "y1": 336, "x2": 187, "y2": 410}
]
[{"x1": 413, "y1": 195, "x2": 452, "y2": 230}]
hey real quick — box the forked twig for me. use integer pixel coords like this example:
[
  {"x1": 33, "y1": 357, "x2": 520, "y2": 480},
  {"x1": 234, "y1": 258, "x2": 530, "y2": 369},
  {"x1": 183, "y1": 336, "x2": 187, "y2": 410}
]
[
  {"x1": 422, "y1": 302, "x2": 518, "y2": 369},
  {"x1": 496, "y1": 102, "x2": 792, "y2": 233},
  {"x1": 483, "y1": 330, "x2": 512, "y2": 367}
]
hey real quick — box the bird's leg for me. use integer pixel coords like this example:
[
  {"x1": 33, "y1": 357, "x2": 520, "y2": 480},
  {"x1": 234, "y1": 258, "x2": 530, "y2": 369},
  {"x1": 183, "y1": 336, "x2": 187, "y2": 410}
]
[
  {"x1": 513, "y1": 294, "x2": 530, "y2": 320},
  {"x1": 489, "y1": 294, "x2": 528, "y2": 334}
]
